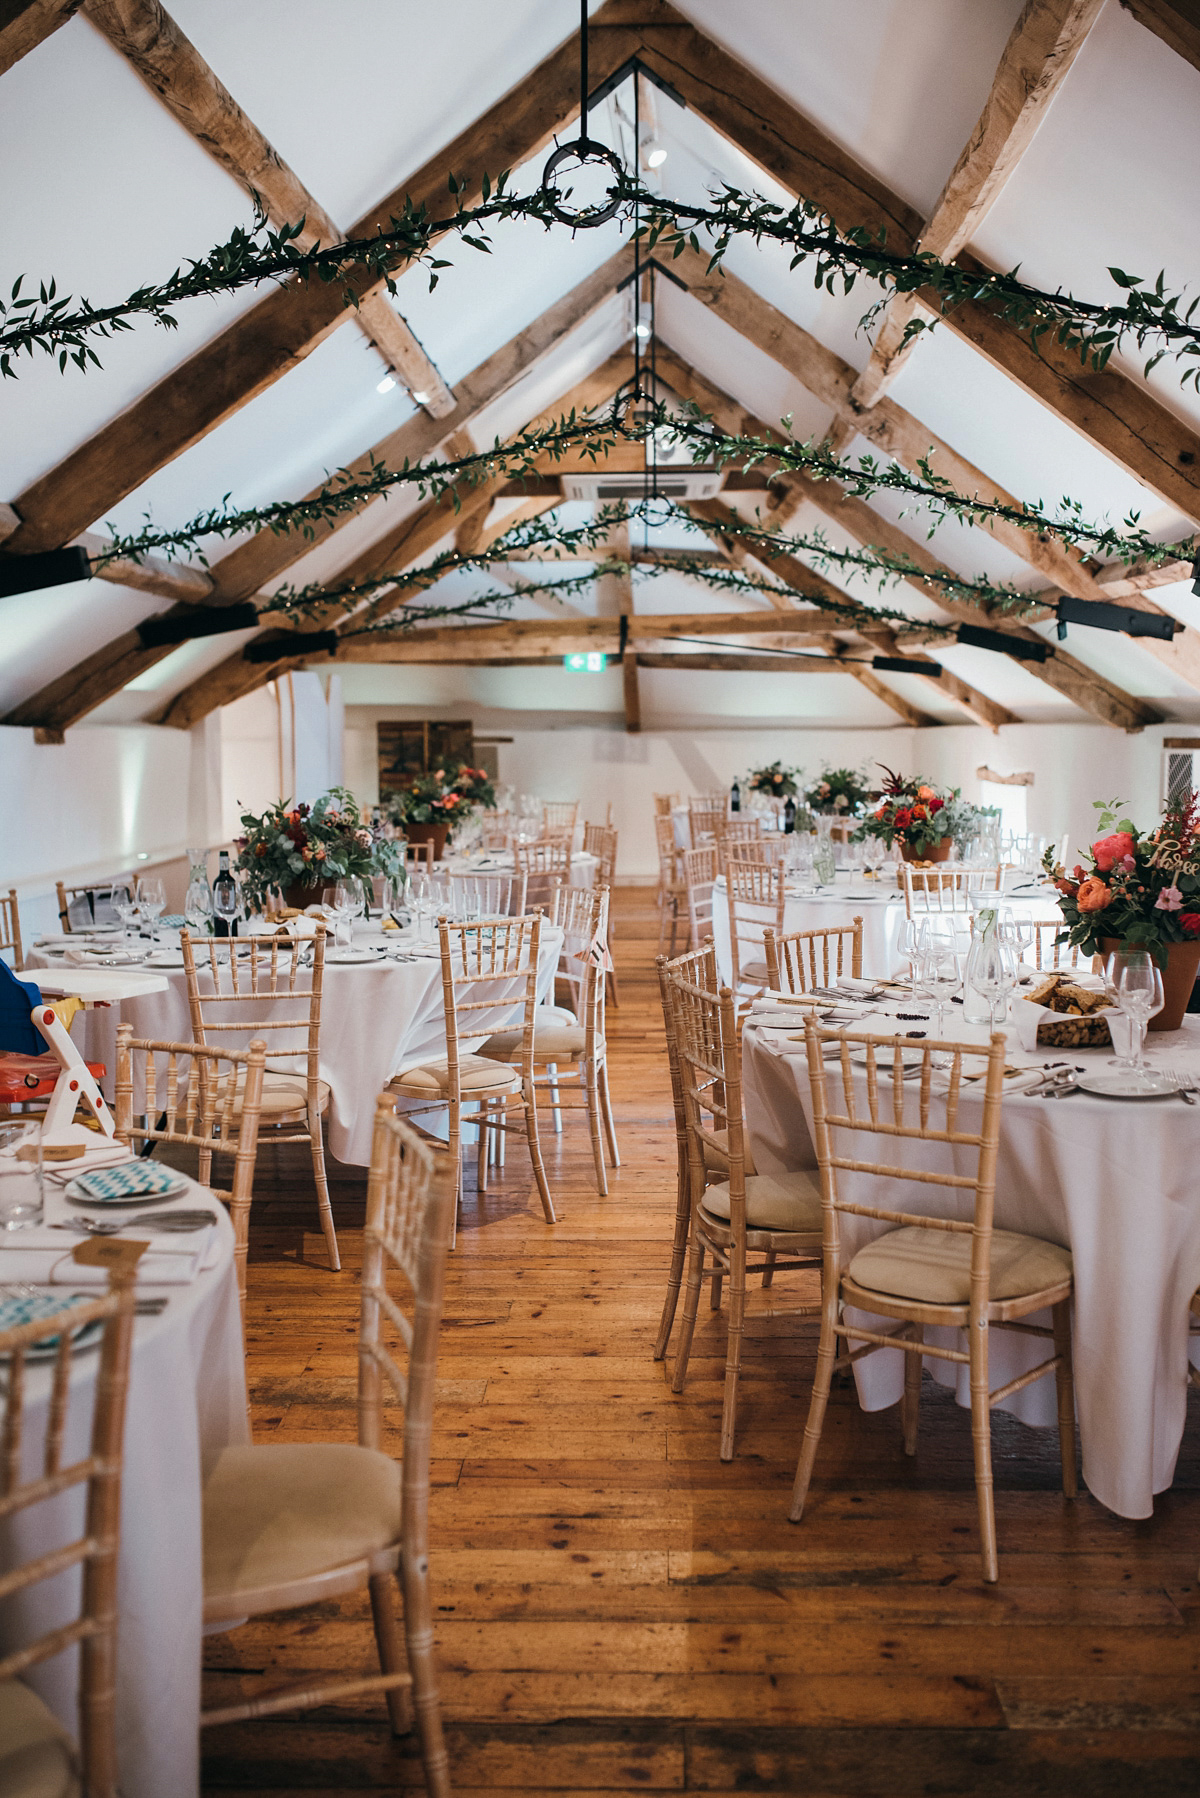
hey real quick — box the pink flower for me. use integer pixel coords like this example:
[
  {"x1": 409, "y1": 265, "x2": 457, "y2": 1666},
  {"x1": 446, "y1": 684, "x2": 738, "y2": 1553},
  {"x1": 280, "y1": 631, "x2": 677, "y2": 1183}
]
[
  {"x1": 1120, "y1": 854, "x2": 1136, "y2": 873},
  {"x1": 1155, "y1": 884, "x2": 1183, "y2": 911},
  {"x1": 1092, "y1": 831, "x2": 1135, "y2": 872}
]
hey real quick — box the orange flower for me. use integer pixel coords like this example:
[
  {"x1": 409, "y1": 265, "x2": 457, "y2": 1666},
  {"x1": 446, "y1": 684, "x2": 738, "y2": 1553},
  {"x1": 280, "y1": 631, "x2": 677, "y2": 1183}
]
[
  {"x1": 917, "y1": 785, "x2": 936, "y2": 801},
  {"x1": 1075, "y1": 875, "x2": 1112, "y2": 912},
  {"x1": 911, "y1": 803, "x2": 927, "y2": 821}
]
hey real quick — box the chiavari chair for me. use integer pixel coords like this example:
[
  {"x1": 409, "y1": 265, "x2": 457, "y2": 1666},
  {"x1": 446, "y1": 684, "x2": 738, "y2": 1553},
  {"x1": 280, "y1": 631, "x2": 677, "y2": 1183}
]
[
  {"x1": 541, "y1": 801, "x2": 578, "y2": 837},
  {"x1": 114, "y1": 1026, "x2": 266, "y2": 1315},
  {"x1": 55, "y1": 878, "x2": 132, "y2": 933},
  {"x1": 480, "y1": 886, "x2": 618, "y2": 1194},
  {"x1": 655, "y1": 815, "x2": 687, "y2": 955},
  {"x1": 0, "y1": 889, "x2": 23, "y2": 970},
  {"x1": 667, "y1": 970, "x2": 823, "y2": 1459},
  {"x1": 180, "y1": 926, "x2": 340, "y2": 1271},
  {"x1": 513, "y1": 839, "x2": 571, "y2": 910},
  {"x1": 687, "y1": 795, "x2": 726, "y2": 846},
  {"x1": 682, "y1": 845, "x2": 719, "y2": 952},
  {"x1": 716, "y1": 817, "x2": 763, "y2": 870},
  {"x1": 0, "y1": 1261, "x2": 140, "y2": 1798},
  {"x1": 725, "y1": 854, "x2": 787, "y2": 1000},
  {"x1": 404, "y1": 841, "x2": 436, "y2": 873},
  {"x1": 653, "y1": 793, "x2": 678, "y2": 816},
  {"x1": 765, "y1": 918, "x2": 863, "y2": 994},
  {"x1": 1028, "y1": 920, "x2": 1080, "y2": 971},
  {"x1": 900, "y1": 863, "x2": 1001, "y2": 919},
  {"x1": 447, "y1": 870, "x2": 527, "y2": 918},
  {"x1": 583, "y1": 825, "x2": 620, "y2": 1003},
  {"x1": 389, "y1": 915, "x2": 555, "y2": 1225},
  {"x1": 200, "y1": 1106, "x2": 454, "y2": 1797},
  {"x1": 791, "y1": 1019, "x2": 1076, "y2": 1582}
]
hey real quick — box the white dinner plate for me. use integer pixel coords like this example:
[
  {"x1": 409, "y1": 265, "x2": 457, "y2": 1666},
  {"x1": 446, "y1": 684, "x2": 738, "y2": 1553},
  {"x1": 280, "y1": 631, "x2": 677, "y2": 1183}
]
[
  {"x1": 846, "y1": 1043, "x2": 929, "y2": 1069},
  {"x1": 324, "y1": 947, "x2": 381, "y2": 965},
  {"x1": 1072, "y1": 1069, "x2": 1181, "y2": 1099}
]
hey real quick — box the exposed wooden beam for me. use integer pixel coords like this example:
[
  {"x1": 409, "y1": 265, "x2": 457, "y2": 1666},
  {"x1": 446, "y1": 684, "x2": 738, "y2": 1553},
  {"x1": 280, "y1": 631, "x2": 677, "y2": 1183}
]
[
  {"x1": 850, "y1": 0, "x2": 1106, "y2": 408},
  {"x1": 4, "y1": 253, "x2": 631, "y2": 735},
  {"x1": 1095, "y1": 554, "x2": 1195, "y2": 595},
  {"x1": 81, "y1": 0, "x2": 454, "y2": 417},
  {"x1": 0, "y1": 0, "x2": 81, "y2": 75},
  {"x1": 73, "y1": 531, "x2": 212, "y2": 602},
  {"x1": 2, "y1": 13, "x2": 641, "y2": 557},
  {"x1": 0, "y1": 504, "x2": 21, "y2": 545},
  {"x1": 636, "y1": 652, "x2": 853, "y2": 674},
  {"x1": 1119, "y1": 0, "x2": 1200, "y2": 75},
  {"x1": 655, "y1": 347, "x2": 1159, "y2": 733}
]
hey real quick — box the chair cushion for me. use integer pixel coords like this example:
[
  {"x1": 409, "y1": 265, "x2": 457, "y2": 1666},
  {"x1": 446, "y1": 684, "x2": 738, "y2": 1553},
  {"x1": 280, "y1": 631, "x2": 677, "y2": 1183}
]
[
  {"x1": 216, "y1": 1071, "x2": 330, "y2": 1118},
  {"x1": 701, "y1": 1170, "x2": 821, "y2": 1233},
  {"x1": 0, "y1": 1679, "x2": 79, "y2": 1798},
  {"x1": 738, "y1": 958, "x2": 771, "y2": 982},
  {"x1": 702, "y1": 1129, "x2": 757, "y2": 1179},
  {"x1": 538, "y1": 1002, "x2": 579, "y2": 1026},
  {"x1": 389, "y1": 1054, "x2": 520, "y2": 1098},
  {"x1": 848, "y1": 1224, "x2": 1073, "y2": 1307},
  {"x1": 479, "y1": 1023, "x2": 586, "y2": 1061},
  {"x1": 203, "y1": 1442, "x2": 401, "y2": 1615}
]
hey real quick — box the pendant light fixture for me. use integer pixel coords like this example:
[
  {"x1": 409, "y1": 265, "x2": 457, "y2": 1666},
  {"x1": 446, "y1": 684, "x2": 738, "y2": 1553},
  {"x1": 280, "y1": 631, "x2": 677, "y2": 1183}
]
[{"x1": 541, "y1": 0, "x2": 624, "y2": 228}]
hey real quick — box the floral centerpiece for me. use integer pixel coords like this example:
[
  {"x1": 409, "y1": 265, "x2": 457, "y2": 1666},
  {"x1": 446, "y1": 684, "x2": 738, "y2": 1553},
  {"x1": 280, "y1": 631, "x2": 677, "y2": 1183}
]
[
  {"x1": 853, "y1": 766, "x2": 954, "y2": 862},
  {"x1": 383, "y1": 764, "x2": 489, "y2": 858},
  {"x1": 1042, "y1": 792, "x2": 1200, "y2": 1028},
  {"x1": 234, "y1": 787, "x2": 401, "y2": 910},
  {"x1": 746, "y1": 761, "x2": 799, "y2": 799},
  {"x1": 445, "y1": 762, "x2": 496, "y2": 810},
  {"x1": 804, "y1": 764, "x2": 871, "y2": 815}
]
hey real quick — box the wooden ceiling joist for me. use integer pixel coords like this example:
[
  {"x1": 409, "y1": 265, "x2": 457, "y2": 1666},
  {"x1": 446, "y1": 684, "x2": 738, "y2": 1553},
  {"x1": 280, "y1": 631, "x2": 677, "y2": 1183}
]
[
  {"x1": 1120, "y1": 0, "x2": 1200, "y2": 76},
  {"x1": 0, "y1": 0, "x2": 80, "y2": 77},
  {"x1": 73, "y1": 531, "x2": 212, "y2": 602},
  {"x1": 848, "y1": 0, "x2": 1107, "y2": 411},
  {"x1": 81, "y1": 0, "x2": 454, "y2": 417}
]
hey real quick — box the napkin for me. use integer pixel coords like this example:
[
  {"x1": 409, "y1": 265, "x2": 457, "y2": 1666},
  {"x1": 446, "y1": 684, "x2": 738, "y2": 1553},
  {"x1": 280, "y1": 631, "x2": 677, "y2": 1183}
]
[
  {"x1": 70, "y1": 1161, "x2": 181, "y2": 1203},
  {"x1": 45, "y1": 1144, "x2": 134, "y2": 1185},
  {"x1": 63, "y1": 946, "x2": 145, "y2": 967},
  {"x1": 0, "y1": 1225, "x2": 218, "y2": 1287}
]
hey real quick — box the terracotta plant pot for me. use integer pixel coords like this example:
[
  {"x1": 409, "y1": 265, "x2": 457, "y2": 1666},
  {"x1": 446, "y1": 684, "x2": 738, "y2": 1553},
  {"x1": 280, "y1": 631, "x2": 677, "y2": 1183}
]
[
  {"x1": 403, "y1": 821, "x2": 452, "y2": 862},
  {"x1": 899, "y1": 836, "x2": 953, "y2": 865},
  {"x1": 281, "y1": 881, "x2": 335, "y2": 912},
  {"x1": 1100, "y1": 935, "x2": 1200, "y2": 1032}
]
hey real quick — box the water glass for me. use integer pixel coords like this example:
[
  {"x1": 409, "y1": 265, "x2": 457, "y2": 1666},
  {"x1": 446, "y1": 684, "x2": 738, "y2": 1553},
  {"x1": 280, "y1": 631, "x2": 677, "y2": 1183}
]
[
  {"x1": 0, "y1": 1120, "x2": 43, "y2": 1231},
  {"x1": 112, "y1": 883, "x2": 137, "y2": 943},
  {"x1": 332, "y1": 877, "x2": 364, "y2": 947},
  {"x1": 1105, "y1": 949, "x2": 1164, "y2": 1081},
  {"x1": 184, "y1": 879, "x2": 214, "y2": 936},
  {"x1": 136, "y1": 875, "x2": 166, "y2": 943}
]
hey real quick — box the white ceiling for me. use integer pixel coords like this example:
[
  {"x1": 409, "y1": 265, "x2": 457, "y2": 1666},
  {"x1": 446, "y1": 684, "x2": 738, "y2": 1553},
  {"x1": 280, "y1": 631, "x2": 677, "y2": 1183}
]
[{"x1": 2, "y1": 0, "x2": 1199, "y2": 735}]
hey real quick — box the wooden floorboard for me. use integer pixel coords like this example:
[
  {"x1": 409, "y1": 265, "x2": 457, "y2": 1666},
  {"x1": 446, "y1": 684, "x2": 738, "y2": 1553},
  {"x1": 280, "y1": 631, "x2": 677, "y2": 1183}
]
[{"x1": 201, "y1": 888, "x2": 1200, "y2": 1793}]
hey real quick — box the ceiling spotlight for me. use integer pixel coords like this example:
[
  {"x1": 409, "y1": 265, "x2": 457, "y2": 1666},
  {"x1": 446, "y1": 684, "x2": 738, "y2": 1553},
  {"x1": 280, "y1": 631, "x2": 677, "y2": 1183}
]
[
  {"x1": 634, "y1": 322, "x2": 651, "y2": 339},
  {"x1": 645, "y1": 143, "x2": 667, "y2": 169},
  {"x1": 411, "y1": 389, "x2": 431, "y2": 405},
  {"x1": 376, "y1": 375, "x2": 397, "y2": 394}
]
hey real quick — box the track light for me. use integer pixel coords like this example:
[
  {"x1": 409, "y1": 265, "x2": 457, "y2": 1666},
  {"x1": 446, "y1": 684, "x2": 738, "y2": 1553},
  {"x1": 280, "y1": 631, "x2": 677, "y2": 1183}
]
[
  {"x1": 1055, "y1": 594, "x2": 1179, "y2": 639},
  {"x1": 634, "y1": 321, "x2": 651, "y2": 339},
  {"x1": 136, "y1": 603, "x2": 260, "y2": 648},
  {"x1": 872, "y1": 655, "x2": 943, "y2": 675},
  {"x1": 645, "y1": 142, "x2": 667, "y2": 168},
  {"x1": 956, "y1": 623, "x2": 1049, "y2": 663},
  {"x1": 0, "y1": 545, "x2": 91, "y2": 600},
  {"x1": 376, "y1": 375, "x2": 397, "y2": 394},
  {"x1": 410, "y1": 389, "x2": 431, "y2": 405},
  {"x1": 243, "y1": 631, "x2": 339, "y2": 664}
]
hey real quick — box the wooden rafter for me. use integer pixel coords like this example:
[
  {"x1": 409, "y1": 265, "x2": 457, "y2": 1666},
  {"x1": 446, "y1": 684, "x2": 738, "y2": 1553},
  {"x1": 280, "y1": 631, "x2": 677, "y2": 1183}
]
[
  {"x1": 654, "y1": 346, "x2": 1160, "y2": 734},
  {"x1": 0, "y1": 0, "x2": 80, "y2": 76},
  {"x1": 848, "y1": 0, "x2": 1106, "y2": 410},
  {"x1": 302, "y1": 609, "x2": 838, "y2": 664},
  {"x1": 81, "y1": 0, "x2": 454, "y2": 417},
  {"x1": 4, "y1": 251, "x2": 632, "y2": 736},
  {"x1": 1119, "y1": 0, "x2": 1200, "y2": 75}
]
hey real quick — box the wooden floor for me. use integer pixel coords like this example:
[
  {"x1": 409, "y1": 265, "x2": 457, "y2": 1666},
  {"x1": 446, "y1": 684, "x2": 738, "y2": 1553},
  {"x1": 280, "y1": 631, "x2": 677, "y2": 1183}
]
[{"x1": 201, "y1": 889, "x2": 1200, "y2": 1795}]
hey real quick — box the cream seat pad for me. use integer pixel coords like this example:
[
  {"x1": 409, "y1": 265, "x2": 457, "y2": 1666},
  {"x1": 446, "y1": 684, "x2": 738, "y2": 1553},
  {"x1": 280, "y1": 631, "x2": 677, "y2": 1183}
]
[
  {"x1": 479, "y1": 1023, "x2": 586, "y2": 1061},
  {"x1": 216, "y1": 1071, "x2": 330, "y2": 1117},
  {"x1": 0, "y1": 1679, "x2": 78, "y2": 1798},
  {"x1": 390, "y1": 1055, "x2": 520, "y2": 1098},
  {"x1": 848, "y1": 1224, "x2": 1073, "y2": 1307},
  {"x1": 701, "y1": 1170, "x2": 821, "y2": 1233},
  {"x1": 702, "y1": 1129, "x2": 756, "y2": 1179},
  {"x1": 204, "y1": 1442, "x2": 401, "y2": 1613}
]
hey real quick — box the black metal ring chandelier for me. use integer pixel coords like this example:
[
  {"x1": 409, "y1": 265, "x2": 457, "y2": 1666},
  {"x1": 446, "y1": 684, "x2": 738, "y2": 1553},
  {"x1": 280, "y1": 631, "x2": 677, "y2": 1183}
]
[{"x1": 540, "y1": 1, "x2": 624, "y2": 228}]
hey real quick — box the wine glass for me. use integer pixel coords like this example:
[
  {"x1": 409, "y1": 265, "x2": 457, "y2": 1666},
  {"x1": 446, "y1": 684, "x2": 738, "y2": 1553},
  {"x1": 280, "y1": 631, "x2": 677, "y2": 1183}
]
[
  {"x1": 381, "y1": 873, "x2": 407, "y2": 924},
  {"x1": 896, "y1": 917, "x2": 927, "y2": 990},
  {"x1": 1106, "y1": 950, "x2": 1164, "y2": 1083},
  {"x1": 111, "y1": 883, "x2": 137, "y2": 944},
  {"x1": 183, "y1": 878, "x2": 214, "y2": 938},
  {"x1": 136, "y1": 876, "x2": 166, "y2": 945},
  {"x1": 918, "y1": 927, "x2": 962, "y2": 1064},
  {"x1": 332, "y1": 877, "x2": 363, "y2": 948},
  {"x1": 971, "y1": 932, "x2": 1019, "y2": 1030}
]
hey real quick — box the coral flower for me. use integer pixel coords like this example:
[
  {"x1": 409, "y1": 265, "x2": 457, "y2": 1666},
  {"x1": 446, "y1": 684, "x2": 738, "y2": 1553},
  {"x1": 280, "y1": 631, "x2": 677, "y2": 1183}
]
[
  {"x1": 911, "y1": 803, "x2": 927, "y2": 821},
  {"x1": 1054, "y1": 877, "x2": 1079, "y2": 898},
  {"x1": 1076, "y1": 876, "x2": 1112, "y2": 912},
  {"x1": 1092, "y1": 831, "x2": 1135, "y2": 872},
  {"x1": 917, "y1": 785, "x2": 935, "y2": 801}
]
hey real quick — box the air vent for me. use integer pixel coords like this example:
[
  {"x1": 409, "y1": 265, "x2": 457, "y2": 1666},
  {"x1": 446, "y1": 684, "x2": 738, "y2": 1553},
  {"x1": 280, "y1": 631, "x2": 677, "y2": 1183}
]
[
  {"x1": 1163, "y1": 746, "x2": 1200, "y2": 809},
  {"x1": 560, "y1": 470, "x2": 724, "y2": 502}
]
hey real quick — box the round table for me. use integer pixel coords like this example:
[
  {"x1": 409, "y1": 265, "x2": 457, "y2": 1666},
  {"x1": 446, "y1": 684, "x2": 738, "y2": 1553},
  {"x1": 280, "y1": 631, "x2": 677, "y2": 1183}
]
[
  {"x1": 441, "y1": 849, "x2": 598, "y2": 887},
  {"x1": 741, "y1": 1006, "x2": 1200, "y2": 1519},
  {"x1": 28, "y1": 924, "x2": 563, "y2": 1167},
  {"x1": 711, "y1": 870, "x2": 1062, "y2": 985},
  {"x1": 0, "y1": 1171, "x2": 245, "y2": 1798}
]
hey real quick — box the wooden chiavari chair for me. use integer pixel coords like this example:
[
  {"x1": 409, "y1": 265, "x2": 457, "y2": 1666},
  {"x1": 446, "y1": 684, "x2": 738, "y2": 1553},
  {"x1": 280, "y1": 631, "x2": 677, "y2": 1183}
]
[
  {"x1": 0, "y1": 888, "x2": 22, "y2": 969},
  {"x1": 900, "y1": 863, "x2": 1001, "y2": 920},
  {"x1": 200, "y1": 1106, "x2": 455, "y2": 1797},
  {"x1": 404, "y1": 841, "x2": 436, "y2": 873},
  {"x1": 682, "y1": 845, "x2": 718, "y2": 951},
  {"x1": 687, "y1": 795, "x2": 726, "y2": 846},
  {"x1": 583, "y1": 825, "x2": 620, "y2": 1004},
  {"x1": 0, "y1": 1260, "x2": 140, "y2": 1798},
  {"x1": 55, "y1": 878, "x2": 132, "y2": 933},
  {"x1": 479, "y1": 886, "x2": 618, "y2": 1194},
  {"x1": 716, "y1": 817, "x2": 763, "y2": 870},
  {"x1": 725, "y1": 854, "x2": 787, "y2": 1000},
  {"x1": 791, "y1": 1019, "x2": 1076, "y2": 1582},
  {"x1": 653, "y1": 793, "x2": 678, "y2": 816},
  {"x1": 180, "y1": 926, "x2": 340, "y2": 1272},
  {"x1": 389, "y1": 915, "x2": 555, "y2": 1225},
  {"x1": 667, "y1": 971, "x2": 823, "y2": 1459},
  {"x1": 1028, "y1": 920, "x2": 1080, "y2": 971},
  {"x1": 447, "y1": 870, "x2": 527, "y2": 918},
  {"x1": 513, "y1": 839, "x2": 571, "y2": 910},
  {"x1": 765, "y1": 918, "x2": 863, "y2": 994},
  {"x1": 114, "y1": 1026, "x2": 266, "y2": 1315},
  {"x1": 655, "y1": 815, "x2": 687, "y2": 955},
  {"x1": 541, "y1": 801, "x2": 578, "y2": 838}
]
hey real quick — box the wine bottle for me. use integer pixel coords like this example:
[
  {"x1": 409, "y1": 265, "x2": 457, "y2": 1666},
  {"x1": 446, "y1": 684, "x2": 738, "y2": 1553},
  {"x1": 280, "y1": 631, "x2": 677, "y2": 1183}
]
[
  {"x1": 783, "y1": 795, "x2": 796, "y2": 834},
  {"x1": 213, "y1": 850, "x2": 238, "y2": 938},
  {"x1": 730, "y1": 780, "x2": 741, "y2": 814}
]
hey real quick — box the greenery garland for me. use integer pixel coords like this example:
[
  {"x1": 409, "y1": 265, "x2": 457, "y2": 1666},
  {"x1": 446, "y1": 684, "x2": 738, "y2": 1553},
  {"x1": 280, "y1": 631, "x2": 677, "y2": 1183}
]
[{"x1": 3, "y1": 169, "x2": 1199, "y2": 391}]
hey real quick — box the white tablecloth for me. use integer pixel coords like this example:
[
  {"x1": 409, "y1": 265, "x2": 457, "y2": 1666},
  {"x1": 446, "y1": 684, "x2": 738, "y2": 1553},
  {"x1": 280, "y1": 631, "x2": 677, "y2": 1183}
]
[
  {"x1": 0, "y1": 1174, "x2": 246, "y2": 1798},
  {"x1": 741, "y1": 1013, "x2": 1200, "y2": 1519},
  {"x1": 442, "y1": 850, "x2": 598, "y2": 888},
  {"x1": 712, "y1": 871, "x2": 1062, "y2": 985},
  {"x1": 28, "y1": 926, "x2": 562, "y2": 1167}
]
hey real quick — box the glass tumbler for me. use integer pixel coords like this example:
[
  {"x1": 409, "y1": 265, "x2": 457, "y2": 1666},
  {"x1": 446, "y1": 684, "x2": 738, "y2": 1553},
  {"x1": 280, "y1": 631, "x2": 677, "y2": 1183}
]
[{"x1": 0, "y1": 1119, "x2": 44, "y2": 1230}]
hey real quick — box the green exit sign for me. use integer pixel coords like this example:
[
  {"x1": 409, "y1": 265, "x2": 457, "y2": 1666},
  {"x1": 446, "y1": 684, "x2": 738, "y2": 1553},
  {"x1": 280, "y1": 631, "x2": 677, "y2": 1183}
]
[{"x1": 564, "y1": 651, "x2": 608, "y2": 672}]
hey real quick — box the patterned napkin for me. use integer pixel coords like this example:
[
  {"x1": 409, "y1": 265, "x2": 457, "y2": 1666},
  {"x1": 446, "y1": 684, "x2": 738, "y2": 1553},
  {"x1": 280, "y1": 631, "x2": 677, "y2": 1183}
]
[
  {"x1": 70, "y1": 1162, "x2": 182, "y2": 1203},
  {"x1": 0, "y1": 1287, "x2": 95, "y2": 1338}
]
